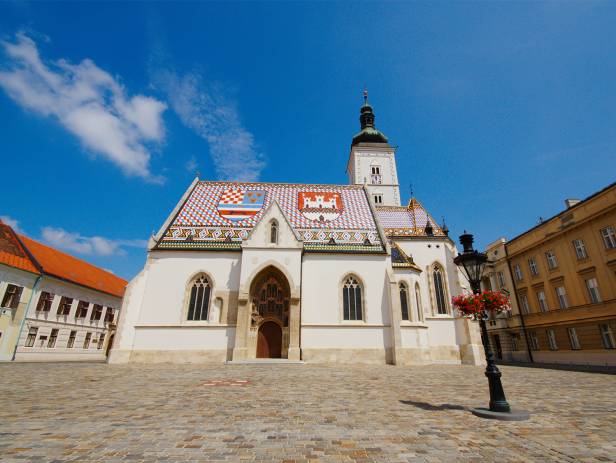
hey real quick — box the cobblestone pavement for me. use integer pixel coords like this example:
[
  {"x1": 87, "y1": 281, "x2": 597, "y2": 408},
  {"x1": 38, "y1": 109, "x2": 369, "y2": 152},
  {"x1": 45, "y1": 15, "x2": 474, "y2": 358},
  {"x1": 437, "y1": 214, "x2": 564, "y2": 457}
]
[{"x1": 1, "y1": 363, "x2": 615, "y2": 462}]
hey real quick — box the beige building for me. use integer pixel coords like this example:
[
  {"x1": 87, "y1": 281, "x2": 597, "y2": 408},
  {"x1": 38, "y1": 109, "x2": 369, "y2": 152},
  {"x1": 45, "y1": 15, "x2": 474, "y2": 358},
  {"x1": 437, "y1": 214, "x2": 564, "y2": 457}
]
[
  {"x1": 484, "y1": 182, "x2": 616, "y2": 367},
  {"x1": 0, "y1": 219, "x2": 127, "y2": 361}
]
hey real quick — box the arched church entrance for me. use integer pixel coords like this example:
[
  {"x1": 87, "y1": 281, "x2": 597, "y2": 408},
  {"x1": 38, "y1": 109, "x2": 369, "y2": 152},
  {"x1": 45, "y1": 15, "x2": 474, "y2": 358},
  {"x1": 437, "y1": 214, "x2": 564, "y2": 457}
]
[{"x1": 249, "y1": 266, "x2": 291, "y2": 359}]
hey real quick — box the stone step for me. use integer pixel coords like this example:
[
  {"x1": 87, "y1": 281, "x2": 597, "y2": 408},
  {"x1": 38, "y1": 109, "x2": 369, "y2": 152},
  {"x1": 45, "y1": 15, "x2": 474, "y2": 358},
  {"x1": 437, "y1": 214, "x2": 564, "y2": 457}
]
[{"x1": 225, "y1": 359, "x2": 305, "y2": 365}]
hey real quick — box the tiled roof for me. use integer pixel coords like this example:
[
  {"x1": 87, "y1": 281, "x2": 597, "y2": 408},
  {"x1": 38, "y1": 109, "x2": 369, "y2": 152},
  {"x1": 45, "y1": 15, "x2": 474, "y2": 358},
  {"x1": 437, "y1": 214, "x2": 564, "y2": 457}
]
[
  {"x1": 18, "y1": 234, "x2": 127, "y2": 298},
  {"x1": 158, "y1": 181, "x2": 383, "y2": 249},
  {"x1": 376, "y1": 198, "x2": 445, "y2": 237},
  {"x1": 0, "y1": 221, "x2": 39, "y2": 275}
]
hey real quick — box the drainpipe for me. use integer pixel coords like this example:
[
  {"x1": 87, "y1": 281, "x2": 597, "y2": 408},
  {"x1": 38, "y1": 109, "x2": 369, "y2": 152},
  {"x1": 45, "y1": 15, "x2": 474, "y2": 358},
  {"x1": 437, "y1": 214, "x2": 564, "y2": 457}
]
[
  {"x1": 505, "y1": 248, "x2": 533, "y2": 363},
  {"x1": 12, "y1": 275, "x2": 42, "y2": 361}
]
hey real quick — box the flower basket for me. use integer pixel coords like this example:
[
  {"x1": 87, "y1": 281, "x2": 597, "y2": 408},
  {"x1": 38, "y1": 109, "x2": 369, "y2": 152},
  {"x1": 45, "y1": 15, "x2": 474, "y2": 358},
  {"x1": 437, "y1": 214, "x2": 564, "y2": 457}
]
[{"x1": 452, "y1": 290, "x2": 511, "y2": 321}]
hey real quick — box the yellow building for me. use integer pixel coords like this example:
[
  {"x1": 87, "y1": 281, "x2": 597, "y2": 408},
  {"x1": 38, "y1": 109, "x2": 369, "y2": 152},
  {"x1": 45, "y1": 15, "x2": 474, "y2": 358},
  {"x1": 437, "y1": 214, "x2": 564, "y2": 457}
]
[{"x1": 485, "y1": 182, "x2": 616, "y2": 367}]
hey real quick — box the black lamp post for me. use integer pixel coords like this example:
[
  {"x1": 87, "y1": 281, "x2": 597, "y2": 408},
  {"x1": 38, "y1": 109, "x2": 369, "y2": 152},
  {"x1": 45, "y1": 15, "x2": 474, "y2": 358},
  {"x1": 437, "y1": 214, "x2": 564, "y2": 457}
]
[{"x1": 454, "y1": 232, "x2": 529, "y2": 420}]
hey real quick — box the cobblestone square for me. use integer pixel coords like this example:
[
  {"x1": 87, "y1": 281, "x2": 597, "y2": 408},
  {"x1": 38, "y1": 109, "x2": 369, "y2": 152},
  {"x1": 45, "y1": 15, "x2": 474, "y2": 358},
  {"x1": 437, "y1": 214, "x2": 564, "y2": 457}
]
[{"x1": 1, "y1": 363, "x2": 615, "y2": 462}]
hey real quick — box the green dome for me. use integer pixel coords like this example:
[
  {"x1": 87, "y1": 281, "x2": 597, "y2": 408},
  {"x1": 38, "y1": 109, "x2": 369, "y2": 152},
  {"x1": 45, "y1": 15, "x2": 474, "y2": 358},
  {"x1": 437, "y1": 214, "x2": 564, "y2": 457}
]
[{"x1": 352, "y1": 126, "x2": 388, "y2": 145}]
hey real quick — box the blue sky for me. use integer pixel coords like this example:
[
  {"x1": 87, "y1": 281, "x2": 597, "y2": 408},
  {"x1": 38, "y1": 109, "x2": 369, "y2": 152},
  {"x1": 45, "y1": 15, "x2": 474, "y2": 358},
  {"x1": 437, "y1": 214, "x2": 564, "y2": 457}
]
[{"x1": 1, "y1": 2, "x2": 615, "y2": 280}]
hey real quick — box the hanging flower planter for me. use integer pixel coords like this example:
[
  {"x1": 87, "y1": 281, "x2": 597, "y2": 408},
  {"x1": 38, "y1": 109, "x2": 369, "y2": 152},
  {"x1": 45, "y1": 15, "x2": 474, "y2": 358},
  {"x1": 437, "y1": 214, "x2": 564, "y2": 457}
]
[{"x1": 452, "y1": 290, "x2": 511, "y2": 320}]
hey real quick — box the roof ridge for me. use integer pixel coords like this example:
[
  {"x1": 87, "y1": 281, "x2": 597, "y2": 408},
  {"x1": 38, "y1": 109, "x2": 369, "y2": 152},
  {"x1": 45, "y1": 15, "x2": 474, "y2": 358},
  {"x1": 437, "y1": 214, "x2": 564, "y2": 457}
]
[
  {"x1": 197, "y1": 180, "x2": 365, "y2": 189},
  {"x1": 17, "y1": 234, "x2": 123, "y2": 279}
]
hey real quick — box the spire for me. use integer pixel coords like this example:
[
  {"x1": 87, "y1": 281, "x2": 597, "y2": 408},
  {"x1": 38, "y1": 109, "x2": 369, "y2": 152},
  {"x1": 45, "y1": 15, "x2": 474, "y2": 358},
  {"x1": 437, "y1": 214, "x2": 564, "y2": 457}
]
[
  {"x1": 359, "y1": 89, "x2": 375, "y2": 129},
  {"x1": 351, "y1": 89, "x2": 388, "y2": 146}
]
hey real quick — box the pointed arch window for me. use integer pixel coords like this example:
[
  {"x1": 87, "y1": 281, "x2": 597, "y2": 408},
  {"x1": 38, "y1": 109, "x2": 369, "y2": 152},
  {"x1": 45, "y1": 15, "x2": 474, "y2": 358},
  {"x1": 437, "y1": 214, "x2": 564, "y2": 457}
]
[
  {"x1": 399, "y1": 283, "x2": 410, "y2": 321},
  {"x1": 270, "y1": 220, "x2": 278, "y2": 244},
  {"x1": 187, "y1": 274, "x2": 212, "y2": 321},
  {"x1": 343, "y1": 276, "x2": 363, "y2": 321},
  {"x1": 433, "y1": 265, "x2": 448, "y2": 315},
  {"x1": 415, "y1": 283, "x2": 423, "y2": 321}
]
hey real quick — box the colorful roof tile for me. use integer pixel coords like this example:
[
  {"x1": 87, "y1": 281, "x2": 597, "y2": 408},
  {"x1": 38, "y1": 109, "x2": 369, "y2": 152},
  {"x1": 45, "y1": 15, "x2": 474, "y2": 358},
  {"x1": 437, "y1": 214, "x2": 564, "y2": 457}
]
[
  {"x1": 0, "y1": 221, "x2": 39, "y2": 275},
  {"x1": 18, "y1": 235, "x2": 127, "y2": 298},
  {"x1": 376, "y1": 198, "x2": 445, "y2": 238},
  {"x1": 158, "y1": 181, "x2": 383, "y2": 249}
]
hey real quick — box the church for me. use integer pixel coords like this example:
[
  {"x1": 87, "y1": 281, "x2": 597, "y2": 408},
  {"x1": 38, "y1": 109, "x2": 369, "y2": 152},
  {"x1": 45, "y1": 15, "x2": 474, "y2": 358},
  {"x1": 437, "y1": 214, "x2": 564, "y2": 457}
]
[{"x1": 109, "y1": 94, "x2": 483, "y2": 365}]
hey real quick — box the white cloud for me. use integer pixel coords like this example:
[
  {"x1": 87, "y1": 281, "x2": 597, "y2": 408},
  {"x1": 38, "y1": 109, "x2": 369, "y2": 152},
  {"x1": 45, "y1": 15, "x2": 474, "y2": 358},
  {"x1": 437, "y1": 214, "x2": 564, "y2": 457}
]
[
  {"x1": 41, "y1": 226, "x2": 147, "y2": 257},
  {"x1": 0, "y1": 215, "x2": 23, "y2": 234},
  {"x1": 153, "y1": 70, "x2": 265, "y2": 181},
  {"x1": 0, "y1": 32, "x2": 167, "y2": 182},
  {"x1": 185, "y1": 155, "x2": 198, "y2": 173}
]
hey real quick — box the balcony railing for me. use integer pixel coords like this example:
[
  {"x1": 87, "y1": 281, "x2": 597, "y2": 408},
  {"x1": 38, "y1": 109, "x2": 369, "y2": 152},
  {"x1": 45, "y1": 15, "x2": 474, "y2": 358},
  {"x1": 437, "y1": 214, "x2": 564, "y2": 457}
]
[{"x1": 371, "y1": 174, "x2": 382, "y2": 185}]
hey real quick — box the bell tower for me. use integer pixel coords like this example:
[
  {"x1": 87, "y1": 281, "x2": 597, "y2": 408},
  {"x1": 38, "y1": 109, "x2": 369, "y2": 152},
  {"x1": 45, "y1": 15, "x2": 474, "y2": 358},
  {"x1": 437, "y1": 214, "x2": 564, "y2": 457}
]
[{"x1": 346, "y1": 91, "x2": 401, "y2": 207}]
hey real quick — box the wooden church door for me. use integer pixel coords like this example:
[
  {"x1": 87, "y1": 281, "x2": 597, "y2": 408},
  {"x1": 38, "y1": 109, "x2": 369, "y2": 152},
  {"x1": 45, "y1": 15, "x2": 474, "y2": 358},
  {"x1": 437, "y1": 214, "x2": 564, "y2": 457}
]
[{"x1": 257, "y1": 321, "x2": 282, "y2": 358}]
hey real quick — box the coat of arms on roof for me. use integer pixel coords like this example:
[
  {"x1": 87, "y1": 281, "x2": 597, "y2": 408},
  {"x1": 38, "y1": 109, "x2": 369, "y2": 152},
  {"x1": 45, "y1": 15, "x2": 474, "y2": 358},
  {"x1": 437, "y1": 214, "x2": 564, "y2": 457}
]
[
  {"x1": 217, "y1": 189, "x2": 266, "y2": 222},
  {"x1": 298, "y1": 191, "x2": 344, "y2": 222}
]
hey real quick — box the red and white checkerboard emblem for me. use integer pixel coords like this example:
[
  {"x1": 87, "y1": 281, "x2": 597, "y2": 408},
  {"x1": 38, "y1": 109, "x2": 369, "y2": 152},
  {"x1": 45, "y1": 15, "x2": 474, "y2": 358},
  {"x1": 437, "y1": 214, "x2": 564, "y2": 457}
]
[
  {"x1": 217, "y1": 189, "x2": 266, "y2": 222},
  {"x1": 298, "y1": 191, "x2": 344, "y2": 222}
]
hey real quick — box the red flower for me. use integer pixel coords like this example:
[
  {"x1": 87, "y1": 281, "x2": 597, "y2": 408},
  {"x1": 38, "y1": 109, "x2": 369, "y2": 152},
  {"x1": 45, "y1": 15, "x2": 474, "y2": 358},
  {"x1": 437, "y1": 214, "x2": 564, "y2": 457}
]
[{"x1": 451, "y1": 290, "x2": 511, "y2": 320}]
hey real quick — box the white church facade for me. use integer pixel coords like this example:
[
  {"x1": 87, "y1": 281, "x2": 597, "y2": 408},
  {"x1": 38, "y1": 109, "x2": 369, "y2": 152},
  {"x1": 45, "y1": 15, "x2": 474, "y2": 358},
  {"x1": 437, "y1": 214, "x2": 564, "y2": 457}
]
[{"x1": 109, "y1": 95, "x2": 484, "y2": 365}]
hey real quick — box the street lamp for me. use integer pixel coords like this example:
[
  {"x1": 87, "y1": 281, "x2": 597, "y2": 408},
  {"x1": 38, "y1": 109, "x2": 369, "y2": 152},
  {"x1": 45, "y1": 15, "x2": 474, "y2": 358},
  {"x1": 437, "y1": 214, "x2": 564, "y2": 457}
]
[{"x1": 454, "y1": 232, "x2": 530, "y2": 421}]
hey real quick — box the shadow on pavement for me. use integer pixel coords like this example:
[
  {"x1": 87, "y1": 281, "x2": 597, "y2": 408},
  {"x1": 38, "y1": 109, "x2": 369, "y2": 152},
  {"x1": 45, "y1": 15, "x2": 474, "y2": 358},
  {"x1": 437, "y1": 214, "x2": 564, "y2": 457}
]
[{"x1": 400, "y1": 400, "x2": 467, "y2": 411}]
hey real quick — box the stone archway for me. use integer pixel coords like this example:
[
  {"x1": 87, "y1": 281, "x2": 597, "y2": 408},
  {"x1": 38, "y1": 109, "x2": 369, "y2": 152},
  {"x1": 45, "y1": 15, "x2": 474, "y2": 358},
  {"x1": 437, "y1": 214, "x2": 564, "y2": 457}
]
[{"x1": 249, "y1": 266, "x2": 291, "y2": 359}]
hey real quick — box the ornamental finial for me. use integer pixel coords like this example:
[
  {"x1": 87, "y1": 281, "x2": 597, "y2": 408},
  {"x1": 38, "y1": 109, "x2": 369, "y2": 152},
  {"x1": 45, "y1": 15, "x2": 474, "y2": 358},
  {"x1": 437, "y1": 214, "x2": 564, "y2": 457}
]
[{"x1": 363, "y1": 88, "x2": 368, "y2": 105}]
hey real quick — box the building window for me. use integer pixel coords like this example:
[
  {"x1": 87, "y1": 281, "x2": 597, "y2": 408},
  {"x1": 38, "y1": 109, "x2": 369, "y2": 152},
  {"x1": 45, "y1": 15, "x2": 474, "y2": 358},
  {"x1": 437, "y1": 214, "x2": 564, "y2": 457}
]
[
  {"x1": 187, "y1": 274, "x2": 212, "y2": 321},
  {"x1": 537, "y1": 291, "x2": 548, "y2": 313},
  {"x1": 25, "y1": 327, "x2": 38, "y2": 347},
  {"x1": 600, "y1": 226, "x2": 616, "y2": 249},
  {"x1": 555, "y1": 286, "x2": 569, "y2": 309},
  {"x1": 572, "y1": 239, "x2": 588, "y2": 260},
  {"x1": 519, "y1": 294, "x2": 530, "y2": 314},
  {"x1": 48, "y1": 329, "x2": 58, "y2": 348},
  {"x1": 497, "y1": 271, "x2": 506, "y2": 288},
  {"x1": 83, "y1": 332, "x2": 92, "y2": 349},
  {"x1": 414, "y1": 283, "x2": 423, "y2": 321},
  {"x1": 433, "y1": 265, "x2": 448, "y2": 315},
  {"x1": 373, "y1": 194, "x2": 383, "y2": 205},
  {"x1": 97, "y1": 333, "x2": 105, "y2": 349},
  {"x1": 36, "y1": 292, "x2": 54, "y2": 312},
  {"x1": 510, "y1": 334, "x2": 518, "y2": 352},
  {"x1": 104, "y1": 308, "x2": 115, "y2": 323},
  {"x1": 270, "y1": 220, "x2": 278, "y2": 244},
  {"x1": 599, "y1": 324, "x2": 615, "y2": 349},
  {"x1": 545, "y1": 250, "x2": 558, "y2": 270},
  {"x1": 567, "y1": 327, "x2": 581, "y2": 350},
  {"x1": 529, "y1": 331, "x2": 539, "y2": 350},
  {"x1": 90, "y1": 304, "x2": 103, "y2": 321},
  {"x1": 370, "y1": 166, "x2": 382, "y2": 184},
  {"x1": 67, "y1": 330, "x2": 77, "y2": 348},
  {"x1": 513, "y1": 264, "x2": 523, "y2": 281},
  {"x1": 75, "y1": 301, "x2": 89, "y2": 319},
  {"x1": 1, "y1": 284, "x2": 23, "y2": 309},
  {"x1": 546, "y1": 329, "x2": 558, "y2": 350},
  {"x1": 57, "y1": 296, "x2": 73, "y2": 316},
  {"x1": 343, "y1": 276, "x2": 363, "y2": 321},
  {"x1": 584, "y1": 278, "x2": 602, "y2": 304},
  {"x1": 528, "y1": 258, "x2": 539, "y2": 276},
  {"x1": 399, "y1": 283, "x2": 410, "y2": 321}
]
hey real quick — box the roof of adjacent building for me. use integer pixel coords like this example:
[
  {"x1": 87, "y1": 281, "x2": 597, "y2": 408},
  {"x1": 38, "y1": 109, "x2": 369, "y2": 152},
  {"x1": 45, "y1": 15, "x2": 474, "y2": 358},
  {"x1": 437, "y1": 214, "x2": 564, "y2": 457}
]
[
  {"x1": 17, "y1": 234, "x2": 127, "y2": 298},
  {"x1": 376, "y1": 198, "x2": 446, "y2": 238},
  {"x1": 0, "y1": 221, "x2": 40, "y2": 275},
  {"x1": 156, "y1": 181, "x2": 384, "y2": 252}
]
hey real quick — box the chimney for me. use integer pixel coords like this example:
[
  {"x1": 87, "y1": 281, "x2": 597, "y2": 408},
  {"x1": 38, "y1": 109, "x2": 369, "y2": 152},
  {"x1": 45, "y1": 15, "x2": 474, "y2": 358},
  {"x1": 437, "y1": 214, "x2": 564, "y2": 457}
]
[{"x1": 565, "y1": 198, "x2": 581, "y2": 209}]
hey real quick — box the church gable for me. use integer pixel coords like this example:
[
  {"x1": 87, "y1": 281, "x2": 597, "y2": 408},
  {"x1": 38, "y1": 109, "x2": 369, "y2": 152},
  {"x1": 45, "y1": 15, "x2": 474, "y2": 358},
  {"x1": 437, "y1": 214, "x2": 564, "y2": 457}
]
[
  {"x1": 242, "y1": 200, "x2": 302, "y2": 249},
  {"x1": 155, "y1": 181, "x2": 383, "y2": 252}
]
